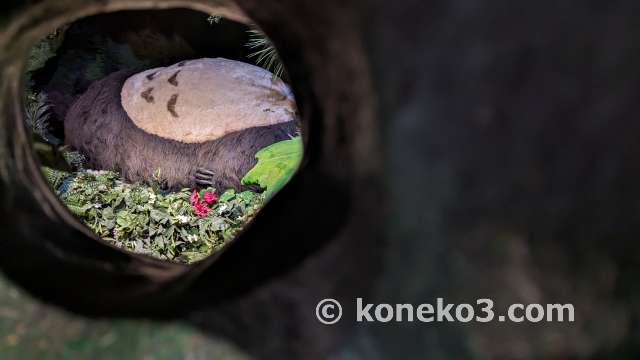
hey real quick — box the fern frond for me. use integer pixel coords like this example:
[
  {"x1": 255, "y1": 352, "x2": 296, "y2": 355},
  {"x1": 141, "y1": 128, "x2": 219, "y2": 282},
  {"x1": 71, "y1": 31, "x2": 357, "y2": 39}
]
[
  {"x1": 24, "y1": 92, "x2": 63, "y2": 146},
  {"x1": 41, "y1": 166, "x2": 70, "y2": 190},
  {"x1": 24, "y1": 93, "x2": 57, "y2": 143}
]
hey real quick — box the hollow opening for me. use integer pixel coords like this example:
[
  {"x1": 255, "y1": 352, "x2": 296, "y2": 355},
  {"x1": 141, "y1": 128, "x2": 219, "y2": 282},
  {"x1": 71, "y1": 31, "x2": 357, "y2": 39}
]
[{"x1": 23, "y1": 7, "x2": 303, "y2": 264}]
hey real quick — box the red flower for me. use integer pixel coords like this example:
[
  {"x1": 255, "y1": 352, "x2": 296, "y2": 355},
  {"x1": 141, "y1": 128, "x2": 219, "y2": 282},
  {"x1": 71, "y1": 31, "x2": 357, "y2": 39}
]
[
  {"x1": 193, "y1": 201, "x2": 210, "y2": 217},
  {"x1": 190, "y1": 189, "x2": 216, "y2": 217},
  {"x1": 203, "y1": 192, "x2": 218, "y2": 204},
  {"x1": 190, "y1": 189, "x2": 199, "y2": 206}
]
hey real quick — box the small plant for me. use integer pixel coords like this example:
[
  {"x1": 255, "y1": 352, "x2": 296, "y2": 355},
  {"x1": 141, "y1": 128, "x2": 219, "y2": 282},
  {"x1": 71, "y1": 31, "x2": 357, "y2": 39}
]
[
  {"x1": 24, "y1": 93, "x2": 61, "y2": 146},
  {"x1": 246, "y1": 28, "x2": 285, "y2": 79},
  {"x1": 24, "y1": 31, "x2": 65, "y2": 147},
  {"x1": 41, "y1": 166, "x2": 70, "y2": 191},
  {"x1": 203, "y1": 17, "x2": 285, "y2": 78}
]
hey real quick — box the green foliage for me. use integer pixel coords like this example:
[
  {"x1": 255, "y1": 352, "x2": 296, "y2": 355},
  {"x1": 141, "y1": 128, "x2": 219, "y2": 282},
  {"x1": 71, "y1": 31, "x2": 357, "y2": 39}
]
[
  {"x1": 62, "y1": 150, "x2": 86, "y2": 171},
  {"x1": 23, "y1": 93, "x2": 61, "y2": 146},
  {"x1": 26, "y1": 29, "x2": 65, "y2": 73},
  {"x1": 24, "y1": 29, "x2": 65, "y2": 147},
  {"x1": 246, "y1": 28, "x2": 285, "y2": 79},
  {"x1": 26, "y1": 41, "x2": 56, "y2": 73},
  {"x1": 46, "y1": 169, "x2": 265, "y2": 263},
  {"x1": 41, "y1": 166, "x2": 69, "y2": 190},
  {"x1": 24, "y1": 93, "x2": 50, "y2": 133},
  {"x1": 242, "y1": 137, "x2": 303, "y2": 199}
]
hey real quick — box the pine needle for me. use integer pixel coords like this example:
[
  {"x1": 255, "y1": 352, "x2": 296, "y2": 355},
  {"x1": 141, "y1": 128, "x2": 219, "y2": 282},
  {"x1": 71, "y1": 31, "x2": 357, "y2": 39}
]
[{"x1": 246, "y1": 29, "x2": 285, "y2": 79}]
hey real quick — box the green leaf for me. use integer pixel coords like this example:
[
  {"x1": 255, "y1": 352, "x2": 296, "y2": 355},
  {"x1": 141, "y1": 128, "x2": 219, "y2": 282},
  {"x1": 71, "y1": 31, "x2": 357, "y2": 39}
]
[
  {"x1": 241, "y1": 137, "x2": 302, "y2": 199},
  {"x1": 101, "y1": 219, "x2": 115, "y2": 230},
  {"x1": 219, "y1": 189, "x2": 236, "y2": 202},
  {"x1": 150, "y1": 209, "x2": 167, "y2": 222},
  {"x1": 238, "y1": 191, "x2": 255, "y2": 203},
  {"x1": 101, "y1": 207, "x2": 114, "y2": 220}
]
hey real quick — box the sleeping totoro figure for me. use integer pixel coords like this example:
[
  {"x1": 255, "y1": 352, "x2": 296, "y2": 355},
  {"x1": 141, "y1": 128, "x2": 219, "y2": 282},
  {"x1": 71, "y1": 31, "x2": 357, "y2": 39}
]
[{"x1": 64, "y1": 57, "x2": 299, "y2": 191}]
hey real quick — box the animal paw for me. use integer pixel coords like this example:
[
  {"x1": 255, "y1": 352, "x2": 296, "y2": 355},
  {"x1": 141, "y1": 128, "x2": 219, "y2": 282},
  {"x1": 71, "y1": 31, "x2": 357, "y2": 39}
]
[{"x1": 195, "y1": 168, "x2": 215, "y2": 187}]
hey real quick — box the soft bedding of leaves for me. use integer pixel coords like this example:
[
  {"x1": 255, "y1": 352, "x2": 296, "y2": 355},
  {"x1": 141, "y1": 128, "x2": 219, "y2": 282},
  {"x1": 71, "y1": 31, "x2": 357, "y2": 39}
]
[
  {"x1": 43, "y1": 167, "x2": 264, "y2": 263},
  {"x1": 38, "y1": 135, "x2": 302, "y2": 264}
]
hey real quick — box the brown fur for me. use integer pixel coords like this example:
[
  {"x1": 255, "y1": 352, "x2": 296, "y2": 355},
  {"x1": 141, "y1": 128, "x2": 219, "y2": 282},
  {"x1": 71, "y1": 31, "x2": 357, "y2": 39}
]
[{"x1": 64, "y1": 69, "x2": 297, "y2": 191}]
